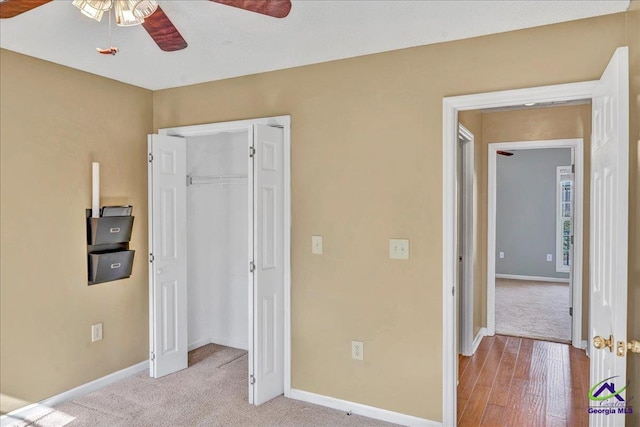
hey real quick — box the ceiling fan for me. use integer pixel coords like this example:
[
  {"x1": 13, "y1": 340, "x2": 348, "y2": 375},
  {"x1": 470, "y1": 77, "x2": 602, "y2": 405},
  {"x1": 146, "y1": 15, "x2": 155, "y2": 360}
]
[{"x1": 0, "y1": 0, "x2": 292, "y2": 53}]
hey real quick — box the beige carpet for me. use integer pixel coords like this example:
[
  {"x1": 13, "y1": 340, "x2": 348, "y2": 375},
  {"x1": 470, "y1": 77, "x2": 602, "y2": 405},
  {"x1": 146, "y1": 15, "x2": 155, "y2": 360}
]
[
  {"x1": 495, "y1": 278, "x2": 572, "y2": 343},
  {"x1": 7, "y1": 345, "x2": 398, "y2": 427}
]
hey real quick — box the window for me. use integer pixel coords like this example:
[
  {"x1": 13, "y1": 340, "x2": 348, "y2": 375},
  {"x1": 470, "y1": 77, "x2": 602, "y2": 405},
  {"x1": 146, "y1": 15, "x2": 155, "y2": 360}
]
[{"x1": 556, "y1": 166, "x2": 573, "y2": 273}]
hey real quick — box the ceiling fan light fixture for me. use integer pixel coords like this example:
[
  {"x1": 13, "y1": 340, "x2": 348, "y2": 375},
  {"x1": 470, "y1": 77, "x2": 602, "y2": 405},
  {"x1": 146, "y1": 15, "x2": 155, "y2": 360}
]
[
  {"x1": 73, "y1": 0, "x2": 112, "y2": 22},
  {"x1": 114, "y1": 0, "x2": 143, "y2": 26},
  {"x1": 133, "y1": 0, "x2": 158, "y2": 19}
]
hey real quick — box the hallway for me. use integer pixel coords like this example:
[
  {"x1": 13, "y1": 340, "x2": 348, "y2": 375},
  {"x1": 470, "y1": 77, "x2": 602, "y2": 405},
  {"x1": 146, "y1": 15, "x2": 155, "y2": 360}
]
[{"x1": 457, "y1": 335, "x2": 589, "y2": 426}]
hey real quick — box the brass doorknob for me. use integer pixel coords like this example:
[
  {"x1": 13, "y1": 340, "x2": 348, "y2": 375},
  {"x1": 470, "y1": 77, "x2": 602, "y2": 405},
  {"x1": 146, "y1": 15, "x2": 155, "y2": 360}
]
[
  {"x1": 616, "y1": 339, "x2": 640, "y2": 356},
  {"x1": 593, "y1": 335, "x2": 614, "y2": 351},
  {"x1": 628, "y1": 340, "x2": 640, "y2": 354}
]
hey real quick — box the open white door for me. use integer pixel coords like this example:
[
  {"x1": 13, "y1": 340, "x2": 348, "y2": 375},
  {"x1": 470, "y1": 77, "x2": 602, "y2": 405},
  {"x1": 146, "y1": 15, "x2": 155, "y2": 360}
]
[
  {"x1": 458, "y1": 126, "x2": 474, "y2": 357},
  {"x1": 589, "y1": 47, "x2": 629, "y2": 426},
  {"x1": 148, "y1": 134, "x2": 188, "y2": 378},
  {"x1": 252, "y1": 125, "x2": 285, "y2": 405}
]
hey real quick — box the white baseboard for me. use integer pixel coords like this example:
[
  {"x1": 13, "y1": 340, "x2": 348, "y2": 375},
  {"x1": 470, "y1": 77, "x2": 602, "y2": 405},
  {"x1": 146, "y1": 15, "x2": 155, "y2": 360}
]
[
  {"x1": 495, "y1": 274, "x2": 570, "y2": 283},
  {"x1": 472, "y1": 327, "x2": 487, "y2": 354},
  {"x1": 289, "y1": 389, "x2": 440, "y2": 427},
  {"x1": 188, "y1": 338, "x2": 211, "y2": 352},
  {"x1": 209, "y1": 336, "x2": 248, "y2": 351},
  {"x1": 1, "y1": 361, "x2": 148, "y2": 427},
  {"x1": 188, "y1": 337, "x2": 248, "y2": 352}
]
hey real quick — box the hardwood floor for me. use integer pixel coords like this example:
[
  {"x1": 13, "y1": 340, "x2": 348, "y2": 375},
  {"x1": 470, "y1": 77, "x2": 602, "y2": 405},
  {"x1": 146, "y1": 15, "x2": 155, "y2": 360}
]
[{"x1": 457, "y1": 335, "x2": 590, "y2": 427}]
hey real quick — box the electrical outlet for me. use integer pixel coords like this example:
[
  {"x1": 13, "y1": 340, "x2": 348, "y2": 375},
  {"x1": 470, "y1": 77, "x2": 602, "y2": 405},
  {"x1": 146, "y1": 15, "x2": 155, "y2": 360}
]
[
  {"x1": 389, "y1": 239, "x2": 409, "y2": 259},
  {"x1": 312, "y1": 235, "x2": 323, "y2": 254},
  {"x1": 91, "y1": 323, "x2": 103, "y2": 342},
  {"x1": 546, "y1": 254, "x2": 553, "y2": 262},
  {"x1": 499, "y1": 251, "x2": 505, "y2": 259},
  {"x1": 352, "y1": 340, "x2": 364, "y2": 360}
]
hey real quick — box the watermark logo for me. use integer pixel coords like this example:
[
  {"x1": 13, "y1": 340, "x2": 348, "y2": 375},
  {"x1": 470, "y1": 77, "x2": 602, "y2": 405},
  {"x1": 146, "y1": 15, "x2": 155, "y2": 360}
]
[
  {"x1": 588, "y1": 376, "x2": 633, "y2": 416},
  {"x1": 589, "y1": 376, "x2": 627, "y2": 401}
]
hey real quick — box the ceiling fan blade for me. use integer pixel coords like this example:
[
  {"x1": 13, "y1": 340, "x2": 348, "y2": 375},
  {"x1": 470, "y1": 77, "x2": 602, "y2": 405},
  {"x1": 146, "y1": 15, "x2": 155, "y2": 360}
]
[
  {"x1": 0, "y1": 0, "x2": 52, "y2": 19},
  {"x1": 211, "y1": 0, "x2": 291, "y2": 18},
  {"x1": 142, "y1": 6, "x2": 188, "y2": 52},
  {"x1": 497, "y1": 150, "x2": 515, "y2": 157}
]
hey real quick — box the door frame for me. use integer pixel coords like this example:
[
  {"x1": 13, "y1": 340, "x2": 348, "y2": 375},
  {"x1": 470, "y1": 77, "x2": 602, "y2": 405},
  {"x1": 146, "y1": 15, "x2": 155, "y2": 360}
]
[
  {"x1": 486, "y1": 138, "x2": 584, "y2": 348},
  {"x1": 458, "y1": 124, "x2": 475, "y2": 357},
  {"x1": 442, "y1": 82, "x2": 598, "y2": 426},
  {"x1": 156, "y1": 115, "x2": 292, "y2": 400}
]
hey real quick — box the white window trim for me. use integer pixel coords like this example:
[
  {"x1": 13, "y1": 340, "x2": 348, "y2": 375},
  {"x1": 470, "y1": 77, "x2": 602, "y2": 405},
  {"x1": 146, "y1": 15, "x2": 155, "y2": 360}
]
[{"x1": 556, "y1": 165, "x2": 573, "y2": 273}]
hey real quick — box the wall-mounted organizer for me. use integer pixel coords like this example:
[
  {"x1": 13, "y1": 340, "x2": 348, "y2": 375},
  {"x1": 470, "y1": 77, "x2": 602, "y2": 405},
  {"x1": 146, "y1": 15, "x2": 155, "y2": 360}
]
[
  {"x1": 86, "y1": 162, "x2": 135, "y2": 285},
  {"x1": 86, "y1": 208, "x2": 135, "y2": 285}
]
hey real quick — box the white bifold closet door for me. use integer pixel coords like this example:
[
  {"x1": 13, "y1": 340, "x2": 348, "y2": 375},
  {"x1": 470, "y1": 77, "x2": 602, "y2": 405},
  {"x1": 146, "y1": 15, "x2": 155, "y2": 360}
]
[
  {"x1": 252, "y1": 125, "x2": 285, "y2": 405},
  {"x1": 148, "y1": 134, "x2": 188, "y2": 379}
]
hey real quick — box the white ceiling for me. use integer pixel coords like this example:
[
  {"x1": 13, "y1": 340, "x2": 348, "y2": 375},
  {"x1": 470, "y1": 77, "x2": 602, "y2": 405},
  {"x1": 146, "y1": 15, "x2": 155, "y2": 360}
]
[{"x1": 0, "y1": 0, "x2": 630, "y2": 90}]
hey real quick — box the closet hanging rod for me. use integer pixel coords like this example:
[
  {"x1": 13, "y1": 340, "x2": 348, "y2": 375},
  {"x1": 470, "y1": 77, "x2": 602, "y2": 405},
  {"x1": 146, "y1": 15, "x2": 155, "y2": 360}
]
[{"x1": 187, "y1": 174, "x2": 248, "y2": 186}]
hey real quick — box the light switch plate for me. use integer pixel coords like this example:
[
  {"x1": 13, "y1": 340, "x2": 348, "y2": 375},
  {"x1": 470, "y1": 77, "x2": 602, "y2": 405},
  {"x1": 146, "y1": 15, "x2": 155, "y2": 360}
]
[
  {"x1": 499, "y1": 252, "x2": 505, "y2": 259},
  {"x1": 546, "y1": 253, "x2": 553, "y2": 262},
  {"x1": 312, "y1": 235, "x2": 323, "y2": 254},
  {"x1": 91, "y1": 323, "x2": 103, "y2": 342},
  {"x1": 389, "y1": 239, "x2": 409, "y2": 259}
]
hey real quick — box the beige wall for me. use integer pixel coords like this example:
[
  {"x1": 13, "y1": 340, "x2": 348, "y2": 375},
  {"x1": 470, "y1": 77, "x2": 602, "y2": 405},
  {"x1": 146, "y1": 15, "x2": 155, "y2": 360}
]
[
  {"x1": 153, "y1": 12, "x2": 635, "y2": 421},
  {"x1": 1, "y1": 8, "x2": 638, "y2": 424},
  {"x1": 481, "y1": 104, "x2": 592, "y2": 341},
  {"x1": 0, "y1": 50, "x2": 153, "y2": 413}
]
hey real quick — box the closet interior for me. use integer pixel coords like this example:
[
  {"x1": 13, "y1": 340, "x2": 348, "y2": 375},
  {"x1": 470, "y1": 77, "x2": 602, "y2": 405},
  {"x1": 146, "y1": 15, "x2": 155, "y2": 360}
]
[{"x1": 186, "y1": 130, "x2": 249, "y2": 351}]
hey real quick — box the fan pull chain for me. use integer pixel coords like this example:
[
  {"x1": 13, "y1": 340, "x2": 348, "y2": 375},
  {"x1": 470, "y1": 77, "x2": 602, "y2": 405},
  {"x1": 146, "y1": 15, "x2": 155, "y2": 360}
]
[{"x1": 97, "y1": 6, "x2": 118, "y2": 55}]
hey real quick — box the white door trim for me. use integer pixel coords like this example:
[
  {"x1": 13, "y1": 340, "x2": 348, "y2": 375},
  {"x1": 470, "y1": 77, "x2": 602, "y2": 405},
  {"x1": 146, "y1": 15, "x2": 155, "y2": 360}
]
[
  {"x1": 486, "y1": 138, "x2": 584, "y2": 349},
  {"x1": 247, "y1": 125, "x2": 256, "y2": 403},
  {"x1": 442, "y1": 81, "x2": 597, "y2": 427},
  {"x1": 458, "y1": 124, "x2": 475, "y2": 356},
  {"x1": 157, "y1": 115, "x2": 292, "y2": 399}
]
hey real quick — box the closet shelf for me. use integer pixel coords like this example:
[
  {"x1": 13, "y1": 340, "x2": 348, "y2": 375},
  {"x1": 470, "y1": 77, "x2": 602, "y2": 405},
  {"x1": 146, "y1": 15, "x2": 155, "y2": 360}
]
[{"x1": 187, "y1": 174, "x2": 248, "y2": 186}]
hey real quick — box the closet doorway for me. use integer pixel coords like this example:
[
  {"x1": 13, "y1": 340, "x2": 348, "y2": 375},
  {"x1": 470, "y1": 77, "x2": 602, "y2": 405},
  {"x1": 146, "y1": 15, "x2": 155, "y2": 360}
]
[{"x1": 147, "y1": 116, "x2": 291, "y2": 406}]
